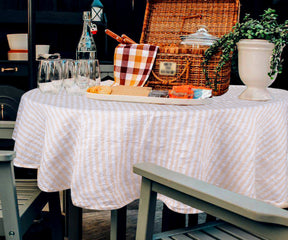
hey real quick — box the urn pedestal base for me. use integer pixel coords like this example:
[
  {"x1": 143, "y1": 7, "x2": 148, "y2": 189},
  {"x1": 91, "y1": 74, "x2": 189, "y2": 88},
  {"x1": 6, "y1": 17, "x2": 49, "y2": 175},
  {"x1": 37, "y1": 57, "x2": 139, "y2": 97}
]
[{"x1": 239, "y1": 86, "x2": 272, "y2": 101}]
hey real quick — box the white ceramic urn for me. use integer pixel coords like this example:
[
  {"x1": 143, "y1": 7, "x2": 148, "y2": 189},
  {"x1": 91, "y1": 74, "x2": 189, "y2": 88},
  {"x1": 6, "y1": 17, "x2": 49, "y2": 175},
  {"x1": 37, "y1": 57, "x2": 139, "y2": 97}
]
[{"x1": 236, "y1": 39, "x2": 276, "y2": 101}]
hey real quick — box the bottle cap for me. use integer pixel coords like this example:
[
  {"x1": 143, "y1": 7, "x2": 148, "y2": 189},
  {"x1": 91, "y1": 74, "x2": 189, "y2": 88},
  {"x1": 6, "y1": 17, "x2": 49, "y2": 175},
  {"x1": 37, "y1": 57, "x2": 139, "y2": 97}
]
[{"x1": 83, "y1": 11, "x2": 91, "y2": 20}]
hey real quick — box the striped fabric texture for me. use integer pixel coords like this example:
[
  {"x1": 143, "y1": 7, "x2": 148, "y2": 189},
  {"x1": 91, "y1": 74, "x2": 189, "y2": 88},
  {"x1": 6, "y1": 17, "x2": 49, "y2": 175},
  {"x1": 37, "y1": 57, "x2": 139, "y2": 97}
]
[
  {"x1": 114, "y1": 44, "x2": 158, "y2": 87},
  {"x1": 13, "y1": 86, "x2": 288, "y2": 214}
]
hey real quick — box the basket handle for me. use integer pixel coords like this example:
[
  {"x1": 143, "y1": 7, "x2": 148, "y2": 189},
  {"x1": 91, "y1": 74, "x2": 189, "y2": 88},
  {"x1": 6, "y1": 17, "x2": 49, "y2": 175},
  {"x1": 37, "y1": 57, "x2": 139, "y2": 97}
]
[
  {"x1": 180, "y1": 14, "x2": 203, "y2": 33},
  {"x1": 151, "y1": 60, "x2": 191, "y2": 85}
]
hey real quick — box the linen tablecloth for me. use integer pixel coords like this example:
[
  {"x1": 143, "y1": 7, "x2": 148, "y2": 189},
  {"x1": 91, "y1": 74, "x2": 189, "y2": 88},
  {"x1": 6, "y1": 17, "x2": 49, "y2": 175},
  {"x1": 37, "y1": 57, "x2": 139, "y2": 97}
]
[{"x1": 13, "y1": 86, "x2": 288, "y2": 213}]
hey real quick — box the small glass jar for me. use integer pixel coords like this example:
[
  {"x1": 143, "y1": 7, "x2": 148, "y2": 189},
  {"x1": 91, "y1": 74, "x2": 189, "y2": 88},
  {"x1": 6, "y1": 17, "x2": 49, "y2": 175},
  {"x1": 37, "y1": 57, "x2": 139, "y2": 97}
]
[
  {"x1": 180, "y1": 25, "x2": 219, "y2": 48},
  {"x1": 148, "y1": 90, "x2": 169, "y2": 98}
]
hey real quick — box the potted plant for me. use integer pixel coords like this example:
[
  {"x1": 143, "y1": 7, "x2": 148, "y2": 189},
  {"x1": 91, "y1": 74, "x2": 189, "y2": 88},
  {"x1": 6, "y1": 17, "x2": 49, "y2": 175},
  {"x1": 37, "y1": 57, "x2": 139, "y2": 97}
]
[{"x1": 202, "y1": 8, "x2": 288, "y2": 100}]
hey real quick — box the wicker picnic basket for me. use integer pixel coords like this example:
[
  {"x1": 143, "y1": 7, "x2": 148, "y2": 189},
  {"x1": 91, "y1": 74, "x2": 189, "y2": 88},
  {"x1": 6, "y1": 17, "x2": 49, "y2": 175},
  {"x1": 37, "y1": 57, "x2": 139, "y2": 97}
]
[{"x1": 140, "y1": 0, "x2": 240, "y2": 96}]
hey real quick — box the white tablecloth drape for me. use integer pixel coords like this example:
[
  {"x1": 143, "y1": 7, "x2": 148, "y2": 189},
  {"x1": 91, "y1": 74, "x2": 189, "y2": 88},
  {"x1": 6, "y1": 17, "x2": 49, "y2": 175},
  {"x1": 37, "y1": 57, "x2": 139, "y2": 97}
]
[{"x1": 13, "y1": 86, "x2": 288, "y2": 213}]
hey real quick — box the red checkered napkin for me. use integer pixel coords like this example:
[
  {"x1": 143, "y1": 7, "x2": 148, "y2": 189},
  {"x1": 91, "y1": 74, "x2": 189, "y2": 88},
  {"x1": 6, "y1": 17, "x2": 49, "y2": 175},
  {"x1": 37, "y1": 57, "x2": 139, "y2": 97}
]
[{"x1": 114, "y1": 44, "x2": 159, "y2": 87}]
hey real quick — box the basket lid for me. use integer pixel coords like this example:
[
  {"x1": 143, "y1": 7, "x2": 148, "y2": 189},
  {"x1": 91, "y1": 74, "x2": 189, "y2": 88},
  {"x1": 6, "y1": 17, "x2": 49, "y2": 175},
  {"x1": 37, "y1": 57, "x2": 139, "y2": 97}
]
[{"x1": 140, "y1": 0, "x2": 240, "y2": 45}]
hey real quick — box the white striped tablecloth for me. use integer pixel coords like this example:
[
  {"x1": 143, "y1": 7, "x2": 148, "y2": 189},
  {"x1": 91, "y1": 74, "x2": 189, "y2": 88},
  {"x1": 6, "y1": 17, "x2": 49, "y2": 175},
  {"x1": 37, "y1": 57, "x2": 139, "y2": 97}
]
[{"x1": 13, "y1": 86, "x2": 288, "y2": 214}]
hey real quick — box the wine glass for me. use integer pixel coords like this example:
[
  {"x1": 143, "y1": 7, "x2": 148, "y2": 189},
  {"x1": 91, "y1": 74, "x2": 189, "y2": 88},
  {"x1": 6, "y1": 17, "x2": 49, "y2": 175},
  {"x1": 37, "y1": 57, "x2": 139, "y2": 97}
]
[
  {"x1": 75, "y1": 59, "x2": 101, "y2": 93},
  {"x1": 37, "y1": 59, "x2": 63, "y2": 94},
  {"x1": 62, "y1": 59, "x2": 77, "y2": 94},
  {"x1": 88, "y1": 59, "x2": 101, "y2": 87}
]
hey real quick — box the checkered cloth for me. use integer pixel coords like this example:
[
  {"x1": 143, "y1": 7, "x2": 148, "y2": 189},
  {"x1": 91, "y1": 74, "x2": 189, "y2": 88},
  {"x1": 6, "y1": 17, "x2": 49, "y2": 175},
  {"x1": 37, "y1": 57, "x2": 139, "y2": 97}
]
[{"x1": 114, "y1": 44, "x2": 159, "y2": 87}]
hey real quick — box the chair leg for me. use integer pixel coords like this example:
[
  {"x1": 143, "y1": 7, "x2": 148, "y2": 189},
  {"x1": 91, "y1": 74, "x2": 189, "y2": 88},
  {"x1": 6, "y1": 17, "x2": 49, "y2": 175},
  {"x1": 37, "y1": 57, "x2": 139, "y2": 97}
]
[
  {"x1": 0, "y1": 161, "x2": 21, "y2": 240},
  {"x1": 136, "y1": 177, "x2": 157, "y2": 240},
  {"x1": 110, "y1": 206, "x2": 127, "y2": 240},
  {"x1": 188, "y1": 213, "x2": 199, "y2": 227},
  {"x1": 162, "y1": 205, "x2": 186, "y2": 231},
  {"x1": 47, "y1": 192, "x2": 64, "y2": 240},
  {"x1": 206, "y1": 214, "x2": 217, "y2": 223}
]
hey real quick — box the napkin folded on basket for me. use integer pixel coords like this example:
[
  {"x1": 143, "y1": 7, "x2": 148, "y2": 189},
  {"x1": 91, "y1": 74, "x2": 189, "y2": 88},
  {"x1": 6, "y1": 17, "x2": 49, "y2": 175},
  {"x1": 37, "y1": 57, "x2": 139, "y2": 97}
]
[{"x1": 114, "y1": 44, "x2": 159, "y2": 87}]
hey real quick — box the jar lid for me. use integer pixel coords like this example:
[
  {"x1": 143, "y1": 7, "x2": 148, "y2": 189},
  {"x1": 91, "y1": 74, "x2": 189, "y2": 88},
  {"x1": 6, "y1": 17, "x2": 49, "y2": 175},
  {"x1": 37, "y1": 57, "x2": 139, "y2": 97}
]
[{"x1": 180, "y1": 25, "x2": 218, "y2": 47}]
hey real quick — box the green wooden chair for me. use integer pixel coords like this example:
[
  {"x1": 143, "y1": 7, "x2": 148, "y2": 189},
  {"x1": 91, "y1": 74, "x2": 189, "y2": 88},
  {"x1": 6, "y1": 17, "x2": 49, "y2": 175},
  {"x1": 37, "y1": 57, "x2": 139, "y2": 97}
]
[
  {"x1": 0, "y1": 121, "x2": 63, "y2": 240},
  {"x1": 134, "y1": 162, "x2": 288, "y2": 240}
]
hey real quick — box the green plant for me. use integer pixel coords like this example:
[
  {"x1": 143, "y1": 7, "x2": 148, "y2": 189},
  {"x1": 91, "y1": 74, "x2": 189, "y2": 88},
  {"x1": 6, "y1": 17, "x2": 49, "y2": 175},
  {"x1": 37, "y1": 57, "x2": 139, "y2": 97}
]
[{"x1": 202, "y1": 8, "x2": 288, "y2": 88}]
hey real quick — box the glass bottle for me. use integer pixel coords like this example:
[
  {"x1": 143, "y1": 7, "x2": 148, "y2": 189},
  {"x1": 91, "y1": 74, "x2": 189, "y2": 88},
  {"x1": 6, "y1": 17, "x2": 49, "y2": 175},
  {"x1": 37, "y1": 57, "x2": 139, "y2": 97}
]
[{"x1": 76, "y1": 11, "x2": 97, "y2": 60}]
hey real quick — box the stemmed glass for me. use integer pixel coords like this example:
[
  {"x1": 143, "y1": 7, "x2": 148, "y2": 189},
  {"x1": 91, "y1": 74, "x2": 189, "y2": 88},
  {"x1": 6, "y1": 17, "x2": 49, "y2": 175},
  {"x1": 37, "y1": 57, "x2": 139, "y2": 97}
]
[
  {"x1": 62, "y1": 59, "x2": 77, "y2": 94},
  {"x1": 37, "y1": 59, "x2": 63, "y2": 94},
  {"x1": 88, "y1": 59, "x2": 101, "y2": 87},
  {"x1": 75, "y1": 59, "x2": 101, "y2": 93}
]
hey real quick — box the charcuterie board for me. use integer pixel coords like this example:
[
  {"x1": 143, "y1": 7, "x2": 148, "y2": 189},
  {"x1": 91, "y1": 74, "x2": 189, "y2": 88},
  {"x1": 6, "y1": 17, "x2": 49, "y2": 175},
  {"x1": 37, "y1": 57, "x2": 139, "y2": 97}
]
[{"x1": 86, "y1": 92, "x2": 212, "y2": 105}]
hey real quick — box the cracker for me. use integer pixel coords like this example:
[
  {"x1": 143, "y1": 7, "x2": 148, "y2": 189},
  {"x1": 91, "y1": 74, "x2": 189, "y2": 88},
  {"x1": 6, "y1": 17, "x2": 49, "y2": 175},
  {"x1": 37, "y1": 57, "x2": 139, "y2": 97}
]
[
  {"x1": 98, "y1": 86, "x2": 112, "y2": 94},
  {"x1": 87, "y1": 86, "x2": 112, "y2": 94}
]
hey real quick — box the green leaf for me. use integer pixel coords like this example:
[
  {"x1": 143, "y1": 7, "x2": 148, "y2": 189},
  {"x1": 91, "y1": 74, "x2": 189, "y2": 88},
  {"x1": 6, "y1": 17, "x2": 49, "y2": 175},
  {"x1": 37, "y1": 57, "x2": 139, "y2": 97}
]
[{"x1": 202, "y1": 8, "x2": 286, "y2": 82}]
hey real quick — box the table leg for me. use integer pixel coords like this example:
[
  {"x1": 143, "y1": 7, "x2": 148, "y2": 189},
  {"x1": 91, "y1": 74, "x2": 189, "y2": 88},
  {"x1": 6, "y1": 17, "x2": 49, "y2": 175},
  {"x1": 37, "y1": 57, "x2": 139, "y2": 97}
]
[
  {"x1": 110, "y1": 206, "x2": 127, "y2": 240},
  {"x1": 65, "y1": 189, "x2": 82, "y2": 240}
]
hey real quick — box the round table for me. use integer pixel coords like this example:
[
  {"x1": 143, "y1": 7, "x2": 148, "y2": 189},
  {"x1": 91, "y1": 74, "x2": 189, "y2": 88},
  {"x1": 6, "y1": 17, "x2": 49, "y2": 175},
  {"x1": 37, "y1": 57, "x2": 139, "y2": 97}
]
[{"x1": 13, "y1": 85, "x2": 288, "y2": 214}]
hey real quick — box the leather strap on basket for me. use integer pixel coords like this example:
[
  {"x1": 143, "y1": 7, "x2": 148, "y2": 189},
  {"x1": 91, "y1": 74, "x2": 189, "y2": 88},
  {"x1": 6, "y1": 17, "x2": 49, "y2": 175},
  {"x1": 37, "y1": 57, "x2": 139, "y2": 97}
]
[
  {"x1": 180, "y1": 14, "x2": 202, "y2": 33},
  {"x1": 151, "y1": 60, "x2": 191, "y2": 85}
]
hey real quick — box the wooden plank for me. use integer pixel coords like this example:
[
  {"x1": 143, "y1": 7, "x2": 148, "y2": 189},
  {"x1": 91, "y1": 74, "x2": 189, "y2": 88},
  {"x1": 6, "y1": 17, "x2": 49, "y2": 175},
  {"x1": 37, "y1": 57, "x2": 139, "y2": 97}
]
[
  {"x1": 202, "y1": 226, "x2": 240, "y2": 239},
  {"x1": 17, "y1": 200, "x2": 31, "y2": 205},
  {"x1": 0, "y1": 129, "x2": 14, "y2": 139},
  {"x1": 186, "y1": 230, "x2": 215, "y2": 240},
  {"x1": 16, "y1": 191, "x2": 37, "y2": 195},
  {"x1": 0, "y1": 151, "x2": 15, "y2": 161},
  {"x1": 154, "y1": 222, "x2": 224, "y2": 239},
  {"x1": 16, "y1": 190, "x2": 38, "y2": 194},
  {"x1": 16, "y1": 183, "x2": 38, "y2": 188},
  {"x1": 0, "y1": 121, "x2": 15, "y2": 128},
  {"x1": 16, "y1": 179, "x2": 38, "y2": 184},
  {"x1": 171, "y1": 234, "x2": 192, "y2": 240},
  {"x1": 16, "y1": 188, "x2": 39, "y2": 192},
  {"x1": 218, "y1": 224, "x2": 264, "y2": 240}
]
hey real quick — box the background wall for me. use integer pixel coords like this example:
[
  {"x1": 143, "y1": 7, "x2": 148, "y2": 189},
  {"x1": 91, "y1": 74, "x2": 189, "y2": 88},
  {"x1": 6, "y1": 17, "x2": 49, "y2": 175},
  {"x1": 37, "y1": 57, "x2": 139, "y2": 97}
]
[
  {"x1": 0, "y1": 0, "x2": 287, "y2": 89},
  {"x1": 103, "y1": 0, "x2": 288, "y2": 89}
]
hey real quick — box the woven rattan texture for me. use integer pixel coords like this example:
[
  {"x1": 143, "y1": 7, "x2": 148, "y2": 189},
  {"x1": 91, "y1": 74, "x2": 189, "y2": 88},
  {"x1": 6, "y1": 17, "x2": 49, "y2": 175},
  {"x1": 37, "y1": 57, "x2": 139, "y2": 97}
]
[{"x1": 140, "y1": 0, "x2": 240, "y2": 96}]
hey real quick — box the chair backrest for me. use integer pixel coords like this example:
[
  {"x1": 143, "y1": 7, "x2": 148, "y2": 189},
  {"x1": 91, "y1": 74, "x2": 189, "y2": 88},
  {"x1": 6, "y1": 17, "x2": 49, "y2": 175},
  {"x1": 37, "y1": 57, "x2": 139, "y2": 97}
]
[
  {"x1": 0, "y1": 121, "x2": 37, "y2": 179},
  {"x1": 0, "y1": 121, "x2": 63, "y2": 240},
  {"x1": 0, "y1": 121, "x2": 15, "y2": 139},
  {"x1": 0, "y1": 120, "x2": 15, "y2": 152},
  {"x1": 134, "y1": 162, "x2": 288, "y2": 240},
  {"x1": 0, "y1": 122, "x2": 26, "y2": 239}
]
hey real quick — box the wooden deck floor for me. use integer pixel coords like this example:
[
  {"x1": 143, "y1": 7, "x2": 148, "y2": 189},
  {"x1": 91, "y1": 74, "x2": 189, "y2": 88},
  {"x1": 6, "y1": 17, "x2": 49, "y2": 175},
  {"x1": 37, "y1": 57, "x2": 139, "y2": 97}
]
[
  {"x1": 0, "y1": 199, "x2": 163, "y2": 240},
  {"x1": 82, "y1": 199, "x2": 163, "y2": 240},
  {"x1": 1, "y1": 199, "x2": 207, "y2": 239}
]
